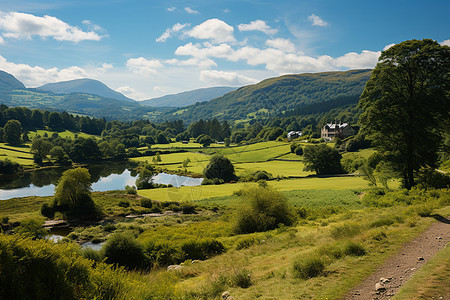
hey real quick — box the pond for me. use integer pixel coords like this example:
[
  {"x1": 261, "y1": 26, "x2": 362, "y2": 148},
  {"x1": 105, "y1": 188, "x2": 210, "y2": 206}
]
[{"x1": 0, "y1": 163, "x2": 202, "y2": 200}]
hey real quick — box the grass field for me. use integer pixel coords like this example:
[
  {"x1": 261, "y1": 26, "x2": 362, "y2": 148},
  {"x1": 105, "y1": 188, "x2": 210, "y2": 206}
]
[
  {"x1": 0, "y1": 143, "x2": 34, "y2": 166},
  {"x1": 234, "y1": 160, "x2": 312, "y2": 177},
  {"x1": 28, "y1": 130, "x2": 97, "y2": 139},
  {"x1": 137, "y1": 176, "x2": 368, "y2": 202}
]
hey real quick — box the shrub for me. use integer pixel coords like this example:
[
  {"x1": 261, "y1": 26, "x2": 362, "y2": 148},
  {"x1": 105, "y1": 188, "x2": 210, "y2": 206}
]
[
  {"x1": 294, "y1": 146, "x2": 303, "y2": 156},
  {"x1": 293, "y1": 256, "x2": 325, "y2": 279},
  {"x1": 181, "y1": 202, "x2": 196, "y2": 214},
  {"x1": 15, "y1": 218, "x2": 48, "y2": 240},
  {"x1": 234, "y1": 186, "x2": 294, "y2": 234},
  {"x1": 343, "y1": 241, "x2": 366, "y2": 256},
  {"x1": 0, "y1": 158, "x2": 22, "y2": 174},
  {"x1": 203, "y1": 155, "x2": 237, "y2": 183},
  {"x1": 118, "y1": 200, "x2": 130, "y2": 208},
  {"x1": 125, "y1": 185, "x2": 137, "y2": 195},
  {"x1": 103, "y1": 233, "x2": 146, "y2": 269},
  {"x1": 140, "y1": 198, "x2": 153, "y2": 208},
  {"x1": 229, "y1": 268, "x2": 252, "y2": 288},
  {"x1": 41, "y1": 203, "x2": 55, "y2": 219},
  {"x1": 180, "y1": 239, "x2": 225, "y2": 260}
]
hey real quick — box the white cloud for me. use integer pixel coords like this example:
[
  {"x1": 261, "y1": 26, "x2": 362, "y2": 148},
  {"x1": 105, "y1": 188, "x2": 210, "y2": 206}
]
[
  {"x1": 167, "y1": 7, "x2": 176, "y2": 12},
  {"x1": 185, "y1": 7, "x2": 199, "y2": 14},
  {"x1": 265, "y1": 38, "x2": 296, "y2": 53},
  {"x1": 334, "y1": 50, "x2": 381, "y2": 69},
  {"x1": 383, "y1": 43, "x2": 396, "y2": 51},
  {"x1": 82, "y1": 20, "x2": 105, "y2": 33},
  {"x1": 307, "y1": 14, "x2": 328, "y2": 27},
  {"x1": 440, "y1": 39, "x2": 450, "y2": 46},
  {"x1": 97, "y1": 63, "x2": 113, "y2": 73},
  {"x1": 156, "y1": 23, "x2": 189, "y2": 42},
  {"x1": 0, "y1": 11, "x2": 103, "y2": 42},
  {"x1": 166, "y1": 57, "x2": 217, "y2": 69},
  {"x1": 200, "y1": 70, "x2": 258, "y2": 86},
  {"x1": 175, "y1": 42, "x2": 233, "y2": 59},
  {"x1": 238, "y1": 20, "x2": 277, "y2": 35},
  {"x1": 187, "y1": 19, "x2": 235, "y2": 43},
  {"x1": 0, "y1": 35, "x2": 4, "y2": 44},
  {"x1": 126, "y1": 57, "x2": 164, "y2": 75},
  {"x1": 116, "y1": 86, "x2": 146, "y2": 100}
]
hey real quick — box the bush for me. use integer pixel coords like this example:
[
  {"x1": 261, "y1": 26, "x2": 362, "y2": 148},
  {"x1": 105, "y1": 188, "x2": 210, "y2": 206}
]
[
  {"x1": 0, "y1": 158, "x2": 22, "y2": 174},
  {"x1": 343, "y1": 241, "x2": 366, "y2": 256},
  {"x1": 140, "y1": 198, "x2": 153, "y2": 208},
  {"x1": 293, "y1": 256, "x2": 325, "y2": 279},
  {"x1": 103, "y1": 233, "x2": 146, "y2": 269},
  {"x1": 180, "y1": 239, "x2": 225, "y2": 260},
  {"x1": 294, "y1": 146, "x2": 303, "y2": 156},
  {"x1": 229, "y1": 268, "x2": 252, "y2": 288},
  {"x1": 15, "y1": 219, "x2": 48, "y2": 240},
  {"x1": 234, "y1": 186, "x2": 294, "y2": 234},
  {"x1": 125, "y1": 185, "x2": 137, "y2": 195},
  {"x1": 41, "y1": 203, "x2": 55, "y2": 219},
  {"x1": 203, "y1": 155, "x2": 237, "y2": 183},
  {"x1": 118, "y1": 200, "x2": 130, "y2": 208}
]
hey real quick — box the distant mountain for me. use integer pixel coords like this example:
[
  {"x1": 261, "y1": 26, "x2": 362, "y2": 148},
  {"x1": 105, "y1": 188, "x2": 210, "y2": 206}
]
[
  {"x1": 0, "y1": 70, "x2": 26, "y2": 91},
  {"x1": 38, "y1": 78, "x2": 134, "y2": 102},
  {"x1": 141, "y1": 86, "x2": 237, "y2": 107},
  {"x1": 163, "y1": 69, "x2": 372, "y2": 123}
]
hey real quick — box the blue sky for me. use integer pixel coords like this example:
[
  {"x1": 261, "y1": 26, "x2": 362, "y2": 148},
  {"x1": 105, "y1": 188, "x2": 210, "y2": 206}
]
[{"x1": 0, "y1": 0, "x2": 448, "y2": 100}]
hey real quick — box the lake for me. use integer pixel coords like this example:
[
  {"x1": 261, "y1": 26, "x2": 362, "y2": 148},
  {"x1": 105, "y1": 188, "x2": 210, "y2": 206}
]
[{"x1": 0, "y1": 163, "x2": 202, "y2": 200}]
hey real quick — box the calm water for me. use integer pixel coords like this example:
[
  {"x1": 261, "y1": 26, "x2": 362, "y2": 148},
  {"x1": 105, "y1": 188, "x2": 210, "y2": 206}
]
[{"x1": 0, "y1": 163, "x2": 202, "y2": 200}]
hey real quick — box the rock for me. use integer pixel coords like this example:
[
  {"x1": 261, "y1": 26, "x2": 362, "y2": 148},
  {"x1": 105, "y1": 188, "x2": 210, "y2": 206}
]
[
  {"x1": 418, "y1": 257, "x2": 424, "y2": 261},
  {"x1": 167, "y1": 264, "x2": 183, "y2": 271},
  {"x1": 375, "y1": 282, "x2": 386, "y2": 291},
  {"x1": 380, "y1": 277, "x2": 390, "y2": 283},
  {"x1": 436, "y1": 236, "x2": 442, "y2": 240},
  {"x1": 222, "y1": 291, "x2": 234, "y2": 299}
]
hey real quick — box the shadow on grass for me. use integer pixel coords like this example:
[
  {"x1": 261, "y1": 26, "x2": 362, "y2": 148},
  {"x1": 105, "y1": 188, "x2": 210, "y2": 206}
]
[{"x1": 430, "y1": 214, "x2": 450, "y2": 225}]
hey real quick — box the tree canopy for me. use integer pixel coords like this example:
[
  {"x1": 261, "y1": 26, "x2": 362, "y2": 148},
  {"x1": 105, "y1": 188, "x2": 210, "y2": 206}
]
[
  {"x1": 359, "y1": 39, "x2": 450, "y2": 189},
  {"x1": 3, "y1": 119, "x2": 22, "y2": 145},
  {"x1": 54, "y1": 168, "x2": 93, "y2": 210},
  {"x1": 203, "y1": 155, "x2": 236, "y2": 183},
  {"x1": 303, "y1": 144, "x2": 343, "y2": 175}
]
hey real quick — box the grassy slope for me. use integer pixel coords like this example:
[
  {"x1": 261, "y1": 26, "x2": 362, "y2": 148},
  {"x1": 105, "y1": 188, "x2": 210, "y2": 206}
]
[{"x1": 137, "y1": 177, "x2": 368, "y2": 202}]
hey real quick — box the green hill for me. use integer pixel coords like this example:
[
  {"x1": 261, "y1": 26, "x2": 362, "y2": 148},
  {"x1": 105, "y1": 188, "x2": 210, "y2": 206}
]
[
  {"x1": 164, "y1": 69, "x2": 372, "y2": 123},
  {"x1": 0, "y1": 71, "x2": 26, "y2": 93}
]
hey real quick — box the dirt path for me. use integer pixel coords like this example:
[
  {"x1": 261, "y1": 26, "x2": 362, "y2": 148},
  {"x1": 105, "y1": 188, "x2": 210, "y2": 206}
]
[{"x1": 344, "y1": 217, "x2": 450, "y2": 300}]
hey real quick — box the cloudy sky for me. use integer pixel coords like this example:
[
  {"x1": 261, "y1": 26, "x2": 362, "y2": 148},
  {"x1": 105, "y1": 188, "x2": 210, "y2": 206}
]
[{"x1": 0, "y1": 0, "x2": 448, "y2": 100}]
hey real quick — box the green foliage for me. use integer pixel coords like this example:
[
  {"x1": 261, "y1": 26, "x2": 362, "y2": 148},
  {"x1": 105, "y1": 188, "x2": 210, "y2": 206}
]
[
  {"x1": 140, "y1": 198, "x2": 153, "y2": 208},
  {"x1": 293, "y1": 255, "x2": 326, "y2": 279},
  {"x1": 3, "y1": 119, "x2": 22, "y2": 145},
  {"x1": 0, "y1": 234, "x2": 129, "y2": 299},
  {"x1": 103, "y1": 233, "x2": 146, "y2": 269},
  {"x1": 303, "y1": 144, "x2": 343, "y2": 175},
  {"x1": 294, "y1": 145, "x2": 303, "y2": 156},
  {"x1": 359, "y1": 39, "x2": 450, "y2": 189},
  {"x1": 343, "y1": 241, "x2": 366, "y2": 256},
  {"x1": 416, "y1": 168, "x2": 450, "y2": 189},
  {"x1": 330, "y1": 223, "x2": 361, "y2": 239},
  {"x1": 54, "y1": 168, "x2": 98, "y2": 217},
  {"x1": 229, "y1": 268, "x2": 253, "y2": 288},
  {"x1": 203, "y1": 154, "x2": 237, "y2": 183},
  {"x1": 180, "y1": 239, "x2": 225, "y2": 260},
  {"x1": 0, "y1": 158, "x2": 22, "y2": 174},
  {"x1": 136, "y1": 168, "x2": 155, "y2": 189},
  {"x1": 125, "y1": 184, "x2": 137, "y2": 195},
  {"x1": 15, "y1": 218, "x2": 48, "y2": 239},
  {"x1": 234, "y1": 186, "x2": 294, "y2": 234},
  {"x1": 41, "y1": 203, "x2": 55, "y2": 218}
]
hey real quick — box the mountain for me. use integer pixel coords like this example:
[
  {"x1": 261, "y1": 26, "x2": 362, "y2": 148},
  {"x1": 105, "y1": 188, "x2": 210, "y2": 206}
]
[
  {"x1": 164, "y1": 69, "x2": 372, "y2": 123},
  {"x1": 0, "y1": 71, "x2": 26, "y2": 91},
  {"x1": 140, "y1": 86, "x2": 237, "y2": 107},
  {"x1": 38, "y1": 78, "x2": 134, "y2": 102}
]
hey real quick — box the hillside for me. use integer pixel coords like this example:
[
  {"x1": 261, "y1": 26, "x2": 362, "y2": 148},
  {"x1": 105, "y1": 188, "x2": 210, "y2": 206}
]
[
  {"x1": 141, "y1": 86, "x2": 236, "y2": 107},
  {"x1": 164, "y1": 69, "x2": 372, "y2": 123},
  {"x1": 38, "y1": 78, "x2": 134, "y2": 102},
  {"x1": 0, "y1": 71, "x2": 26, "y2": 91}
]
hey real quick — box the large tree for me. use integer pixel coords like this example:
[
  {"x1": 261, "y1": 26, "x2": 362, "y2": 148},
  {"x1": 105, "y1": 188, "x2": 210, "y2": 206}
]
[
  {"x1": 303, "y1": 144, "x2": 343, "y2": 175},
  {"x1": 359, "y1": 39, "x2": 450, "y2": 189},
  {"x1": 54, "y1": 167, "x2": 92, "y2": 210},
  {"x1": 3, "y1": 120, "x2": 22, "y2": 146}
]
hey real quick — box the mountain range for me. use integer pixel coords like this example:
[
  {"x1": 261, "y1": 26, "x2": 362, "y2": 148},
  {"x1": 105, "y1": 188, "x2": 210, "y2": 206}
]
[
  {"x1": 37, "y1": 78, "x2": 134, "y2": 102},
  {"x1": 141, "y1": 86, "x2": 236, "y2": 107},
  {"x1": 0, "y1": 69, "x2": 371, "y2": 123}
]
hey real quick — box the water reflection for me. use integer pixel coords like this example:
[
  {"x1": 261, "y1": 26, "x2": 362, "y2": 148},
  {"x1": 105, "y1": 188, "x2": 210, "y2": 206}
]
[{"x1": 0, "y1": 162, "x2": 138, "y2": 200}]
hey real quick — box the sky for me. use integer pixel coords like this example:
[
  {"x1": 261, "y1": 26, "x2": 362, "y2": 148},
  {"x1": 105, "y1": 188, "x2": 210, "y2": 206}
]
[{"x1": 0, "y1": 0, "x2": 448, "y2": 100}]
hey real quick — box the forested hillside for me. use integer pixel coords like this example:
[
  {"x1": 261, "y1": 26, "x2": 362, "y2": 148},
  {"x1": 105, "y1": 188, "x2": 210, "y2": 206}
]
[{"x1": 164, "y1": 69, "x2": 371, "y2": 123}]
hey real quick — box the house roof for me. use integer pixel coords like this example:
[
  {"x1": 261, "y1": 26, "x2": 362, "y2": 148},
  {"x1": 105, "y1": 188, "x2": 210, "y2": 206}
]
[{"x1": 324, "y1": 123, "x2": 349, "y2": 129}]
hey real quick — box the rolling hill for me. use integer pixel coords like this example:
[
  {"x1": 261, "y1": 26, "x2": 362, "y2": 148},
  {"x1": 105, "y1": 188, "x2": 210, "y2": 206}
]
[
  {"x1": 38, "y1": 78, "x2": 134, "y2": 102},
  {"x1": 164, "y1": 69, "x2": 372, "y2": 123},
  {"x1": 140, "y1": 86, "x2": 237, "y2": 107},
  {"x1": 0, "y1": 71, "x2": 26, "y2": 91}
]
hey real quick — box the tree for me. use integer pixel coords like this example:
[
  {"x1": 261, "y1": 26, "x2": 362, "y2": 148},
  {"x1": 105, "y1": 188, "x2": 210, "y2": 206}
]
[
  {"x1": 54, "y1": 168, "x2": 93, "y2": 211},
  {"x1": 359, "y1": 39, "x2": 450, "y2": 189},
  {"x1": 303, "y1": 144, "x2": 343, "y2": 175},
  {"x1": 203, "y1": 155, "x2": 236, "y2": 182},
  {"x1": 182, "y1": 157, "x2": 191, "y2": 172},
  {"x1": 198, "y1": 134, "x2": 213, "y2": 147},
  {"x1": 31, "y1": 138, "x2": 53, "y2": 162},
  {"x1": 3, "y1": 120, "x2": 22, "y2": 145}
]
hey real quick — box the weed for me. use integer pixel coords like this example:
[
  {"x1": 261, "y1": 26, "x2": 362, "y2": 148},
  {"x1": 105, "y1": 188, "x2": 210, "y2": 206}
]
[
  {"x1": 230, "y1": 268, "x2": 252, "y2": 288},
  {"x1": 343, "y1": 241, "x2": 366, "y2": 256}
]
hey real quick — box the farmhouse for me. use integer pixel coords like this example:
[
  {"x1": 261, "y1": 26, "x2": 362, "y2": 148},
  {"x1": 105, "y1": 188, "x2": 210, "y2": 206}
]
[{"x1": 321, "y1": 122, "x2": 354, "y2": 140}]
